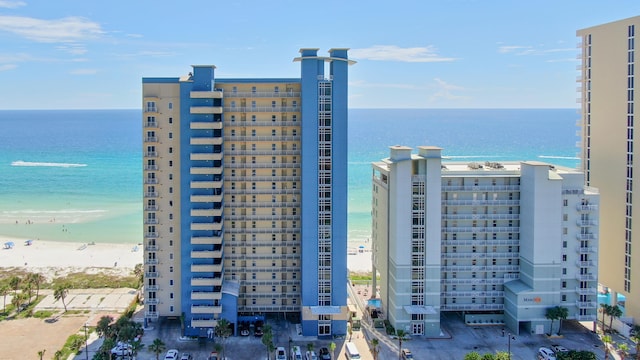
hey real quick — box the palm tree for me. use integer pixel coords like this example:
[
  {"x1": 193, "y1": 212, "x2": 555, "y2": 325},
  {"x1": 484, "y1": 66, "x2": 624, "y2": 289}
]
[
  {"x1": 53, "y1": 284, "x2": 69, "y2": 312},
  {"x1": 131, "y1": 341, "x2": 145, "y2": 359},
  {"x1": 261, "y1": 325, "x2": 274, "y2": 360},
  {"x1": 96, "y1": 315, "x2": 114, "y2": 338},
  {"x1": 545, "y1": 307, "x2": 559, "y2": 335},
  {"x1": 11, "y1": 291, "x2": 25, "y2": 312},
  {"x1": 600, "y1": 303, "x2": 611, "y2": 333},
  {"x1": 556, "y1": 306, "x2": 569, "y2": 335},
  {"x1": 53, "y1": 350, "x2": 63, "y2": 360},
  {"x1": 329, "y1": 342, "x2": 336, "y2": 360},
  {"x1": 37, "y1": 349, "x2": 45, "y2": 360},
  {"x1": 629, "y1": 324, "x2": 640, "y2": 360},
  {"x1": 148, "y1": 338, "x2": 166, "y2": 360},
  {"x1": 396, "y1": 329, "x2": 407, "y2": 360},
  {"x1": 215, "y1": 318, "x2": 232, "y2": 359},
  {"x1": 28, "y1": 273, "x2": 45, "y2": 299},
  {"x1": 602, "y1": 335, "x2": 614, "y2": 360},
  {"x1": 0, "y1": 284, "x2": 9, "y2": 313},
  {"x1": 8, "y1": 275, "x2": 20, "y2": 297},
  {"x1": 618, "y1": 343, "x2": 630, "y2": 360},
  {"x1": 370, "y1": 338, "x2": 380, "y2": 360},
  {"x1": 307, "y1": 343, "x2": 314, "y2": 359},
  {"x1": 609, "y1": 305, "x2": 623, "y2": 333},
  {"x1": 21, "y1": 281, "x2": 33, "y2": 305}
]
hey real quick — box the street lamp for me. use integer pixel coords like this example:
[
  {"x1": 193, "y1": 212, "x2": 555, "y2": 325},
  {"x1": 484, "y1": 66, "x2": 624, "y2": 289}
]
[
  {"x1": 501, "y1": 329, "x2": 516, "y2": 360},
  {"x1": 288, "y1": 337, "x2": 292, "y2": 359},
  {"x1": 84, "y1": 323, "x2": 89, "y2": 360}
]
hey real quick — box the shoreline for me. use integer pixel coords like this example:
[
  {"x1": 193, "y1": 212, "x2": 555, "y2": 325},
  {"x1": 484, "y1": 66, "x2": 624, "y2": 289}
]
[
  {"x1": 0, "y1": 235, "x2": 143, "y2": 279},
  {"x1": 0, "y1": 233, "x2": 373, "y2": 277}
]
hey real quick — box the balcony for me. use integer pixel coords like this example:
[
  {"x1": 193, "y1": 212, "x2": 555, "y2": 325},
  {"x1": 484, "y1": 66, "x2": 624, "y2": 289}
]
[
  {"x1": 144, "y1": 258, "x2": 158, "y2": 265},
  {"x1": 144, "y1": 165, "x2": 158, "y2": 171},
  {"x1": 191, "y1": 208, "x2": 222, "y2": 217},
  {"x1": 576, "y1": 204, "x2": 598, "y2": 211},
  {"x1": 224, "y1": 91, "x2": 300, "y2": 98},
  {"x1": 575, "y1": 246, "x2": 597, "y2": 254},
  {"x1": 144, "y1": 232, "x2": 158, "y2": 238},
  {"x1": 191, "y1": 291, "x2": 222, "y2": 300},
  {"x1": 191, "y1": 222, "x2": 223, "y2": 231},
  {"x1": 191, "y1": 319, "x2": 217, "y2": 328},
  {"x1": 441, "y1": 185, "x2": 520, "y2": 192},
  {"x1": 576, "y1": 219, "x2": 597, "y2": 226},
  {"x1": 576, "y1": 300, "x2": 597, "y2": 309},
  {"x1": 144, "y1": 192, "x2": 158, "y2": 198},
  {"x1": 146, "y1": 285, "x2": 159, "y2": 291},
  {"x1": 191, "y1": 180, "x2": 223, "y2": 189},
  {"x1": 192, "y1": 305, "x2": 222, "y2": 314},
  {"x1": 575, "y1": 260, "x2": 596, "y2": 268},
  {"x1": 191, "y1": 264, "x2": 223, "y2": 273},
  {"x1": 190, "y1": 167, "x2": 223, "y2": 175},
  {"x1": 190, "y1": 153, "x2": 223, "y2": 161},
  {"x1": 145, "y1": 272, "x2": 159, "y2": 278},
  {"x1": 146, "y1": 245, "x2": 159, "y2": 251},
  {"x1": 144, "y1": 137, "x2": 158, "y2": 143},
  {"x1": 441, "y1": 199, "x2": 520, "y2": 206},
  {"x1": 574, "y1": 314, "x2": 596, "y2": 321},
  {"x1": 190, "y1": 121, "x2": 223, "y2": 130},
  {"x1": 190, "y1": 137, "x2": 223, "y2": 145},
  {"x1": 144, "y1": 178, "x2": 158, "y2": 184},
  {"x1": 223, "y1": 106, "x2": 299, "y2": 113},
  {"x1": 191, "y1": 235, "x2": 223, "y2": 245},
  {"x1": 575, "y1": 273, "x2": 596, "y2": 281},
  {"x1": 190, "y1": 90, "x2": 223, "y2": 99},
  {"x1": 576, "y1": 233, "x2": 597, "y2": 240},
  {"x1": 575, "y1": 287, "x2": 597, "y2": 295},
  {"x1": 191, "y1": 277, "x2": 223, "y2": 286},
  {"x1": 145, "y1": 122, "x2": 158, "y2": 128},
  {"x1": 145, "y1": 311, "x2": 159, "y2": 318},
  {"x1": 145, "y1": 205, "x2": 159, "y2": 211},
  {"x1": 144, "y1": 219, "x2": 158, "y2": 225},
  {"x1": 191, "y1": 249, "x2": 223, "y2": 259},
  {"x1": 190, "y1": 195, "x2": 223, "y2": 203},
  {"x1": 190, "y1": 106, "x2": 222, "y2": 114},
  {"x1": 145, "y1": 106, "x2": 158, "y2": 113},
  {"x1": 144, "y1": 152, "x2": 158, "y2": 158}
]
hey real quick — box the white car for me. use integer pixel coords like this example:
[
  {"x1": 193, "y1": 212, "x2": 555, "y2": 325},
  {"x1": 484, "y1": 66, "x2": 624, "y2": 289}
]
[
  {"x1": 551, "y1": 344, "x2": 569, "y2": 354},
  {"x1": 164, "y1": 349, "x2": 179, "y2": 360},
  {"x1": 306, "y1": 351, "x2": 318, "y2": 360},
  {"x1": 538, "y1": 347, "x2": 556, "y2": 360},
  {"x1": 276, "y1": 346, "x2": 287, "y2": 360}
]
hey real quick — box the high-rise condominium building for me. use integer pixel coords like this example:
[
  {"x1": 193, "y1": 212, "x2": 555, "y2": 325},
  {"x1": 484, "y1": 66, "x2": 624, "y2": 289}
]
[
  {"x1": 371, "y1": 146, "x2": 599, "y2": 336},
  {"x1": 141, "y1": 48, "x2": 354, "y2": 337},
  {"x1": 577, "y1": 16, "x2": 640, "y2": 320}
]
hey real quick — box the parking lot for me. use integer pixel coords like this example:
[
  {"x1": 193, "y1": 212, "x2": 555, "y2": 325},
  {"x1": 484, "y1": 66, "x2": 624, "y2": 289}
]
[{"x1": 123, "y1": 311, "x2": 613, "y2": 360}]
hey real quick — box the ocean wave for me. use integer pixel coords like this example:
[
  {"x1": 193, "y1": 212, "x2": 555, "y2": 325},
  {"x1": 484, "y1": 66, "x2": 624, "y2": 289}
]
[
  {"x1": 11, "y1": 160, "x2": 88, "y2": 168},
  {"x1": 538, "y1": 155, "x2": 580, "y2": 160},
  {"x1": 444, "y1": 155, "x2": 503, "y2": 159}
]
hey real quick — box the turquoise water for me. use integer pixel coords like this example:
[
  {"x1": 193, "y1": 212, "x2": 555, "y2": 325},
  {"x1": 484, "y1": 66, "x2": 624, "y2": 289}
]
[
  {"x1": 598, "y1": 293, "x2": 627, "y2": 315},
  {"x1": 0, "y1": 109, "x2": 580, "y2": 244}
]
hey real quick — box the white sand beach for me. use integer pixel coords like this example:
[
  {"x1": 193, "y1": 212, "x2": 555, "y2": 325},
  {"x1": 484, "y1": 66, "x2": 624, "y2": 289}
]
[
  {"x1": 347, "y1": 239, "x2": 374, "y2": 273},
  {"x1": 0, "y1": 235, "x2": 143, "y2": 279}
]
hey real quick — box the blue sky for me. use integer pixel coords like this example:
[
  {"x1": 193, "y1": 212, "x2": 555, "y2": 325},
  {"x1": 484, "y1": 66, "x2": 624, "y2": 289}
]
[{"x1": 0, "y1": 0, "x2": 638, "y2": 109}]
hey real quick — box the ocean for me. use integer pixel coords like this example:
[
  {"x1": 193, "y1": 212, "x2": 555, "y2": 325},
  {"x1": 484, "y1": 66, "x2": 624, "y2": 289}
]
[{"x1": 0, "y1": 109, "x2": 580, "y2": 244}]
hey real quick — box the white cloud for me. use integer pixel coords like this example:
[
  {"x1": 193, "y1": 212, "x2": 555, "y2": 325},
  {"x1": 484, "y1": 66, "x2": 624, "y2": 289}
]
[
  {"x1": 0, "y1": 15, "x2": 104, "y2": 43},
  {"x1": 56, "y1": 44, "x2": 88, "y2": 55},
  {"x1": 499, "y1": 44, "x2": 575, "y2": 56},
  {"x1": 69, "y1": 68, "x2": 98, "y2": 75},
  {"x1": 498, "y1": 45, "x2": 532, "y2": 54},
  {"x1": 0, "y1": 64, "x2": 17, "y2": 71},
  {"x1": 429, "y1": 78, "x2": 468, "y2": 102},
  {"x1": 0, "y1": 1, "x2": 26, "y2": 8},
  {"x1": 350, "y1": 45, "x2": 457, "y2": 63}
]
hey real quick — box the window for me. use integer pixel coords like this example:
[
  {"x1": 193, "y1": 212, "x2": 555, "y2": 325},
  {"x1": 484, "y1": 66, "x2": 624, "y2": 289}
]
[{"x1": 168, "y1": 132, "x2": 173, "y2": 139}]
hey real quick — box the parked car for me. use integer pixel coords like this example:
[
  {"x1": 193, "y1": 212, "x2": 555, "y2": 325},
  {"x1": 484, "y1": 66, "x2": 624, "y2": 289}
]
[
  {"x1": 276, "y1": 346, "x2": 287, "y2": 360},
  {"x1": 164, "y1": 349, "x2": 179, "y2": 360},
  {"x1": 401, "y1": 348, "x2": 414, "y2": 359},
  {"x1": 180, "y1": 353, "x2": 193, "y2": 360},
  {"x1": 551, "y1": 344, "x2": 569, "y2": 354},
  {"x1": 254, "y1": 325, "x2": 264, "y2": 337},
  {"x1": 305, "y1": 350, "x2": 318, "y2": 360},
  {"x1": 207, "y1": 352, "x2": 218, "y2": 360},
  {"x1": 240, "y1": 325, "x2": 250, "y2": 336},
  {"x1": 110, "y1": 342, "x2": 132, "y2": 356},
  {"x1": 319, "y1": 347, "x2": 331, "y2": 360},
  {"x1": 538, "y1": 347, "x2": 556, "y2": 360}
]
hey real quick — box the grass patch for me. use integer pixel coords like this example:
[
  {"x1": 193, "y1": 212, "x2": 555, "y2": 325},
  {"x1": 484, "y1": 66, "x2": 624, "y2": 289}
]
[
  {"x1": 63, "y1": 310, "x2": 86, "y2": 315},
  {"x1": 55, "y1": 272, "x2": 138, "y2": 289},
  {"x1": 57, "y1": 333, "x2": 86, "y2": 359},
  {"x1": 33, "y1": 310, "x2": 55, "y2": 319},
  {"x1": 15, "y1": 295, "x2": 46, "y2": 319}
]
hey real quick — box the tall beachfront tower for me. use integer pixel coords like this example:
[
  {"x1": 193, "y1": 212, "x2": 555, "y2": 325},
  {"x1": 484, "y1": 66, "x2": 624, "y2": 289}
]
[
  {"x1": 141, "y1": 48, "x2": 354, "y2": 337},
  {"x1": 371, "y1": 146, "x2": 599, "y2": 336},
  {"x1": 577, "y1": 16, "x2": 640, "y2": 320}
]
